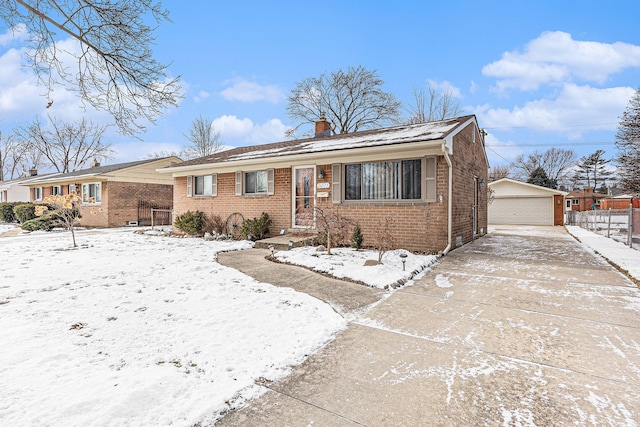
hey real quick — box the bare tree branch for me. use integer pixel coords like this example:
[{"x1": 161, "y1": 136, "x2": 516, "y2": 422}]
[
  {"x1": 182, "y1": 115, "x2": 223, "y2": 160},
  {"x1": 406, "y1": 82, "x2": 463, "y2": 124},
  {"x1": 0, "y1": 0, "x2": 182, "y2": 136},
  {"x1": 286, "y1": 66, "x2": 401, "y2": 136},
  {"x1": 510, "y1": 148, "x2": 577, "y2": 186},
  {"x1": 14, "y1": 116, "x2": 112, "y2": 173},
  {"x1": 615, "y1": 86, "x2": 640, "y2": 192}
]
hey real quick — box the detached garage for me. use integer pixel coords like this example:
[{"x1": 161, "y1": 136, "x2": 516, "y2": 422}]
[{"x1": 488, "y1": 178, "x2": 567, "y2": 226}]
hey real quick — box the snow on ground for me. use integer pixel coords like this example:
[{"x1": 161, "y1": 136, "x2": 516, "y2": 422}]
[
  {"x1": 566, "y1": 225, "x2": 640, "y2": 282},
  {"x1": 0, "y1": 228, "x2": 346, "y2": 426},
  {"x1": 0, "y1": 223, "x2": 17, "y2": 234},
  {"x1": 274, "y1": 247, "x2": 438, "y2": 288}
]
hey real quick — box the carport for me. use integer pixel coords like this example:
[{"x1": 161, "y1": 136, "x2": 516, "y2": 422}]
[{"x1": 488, "y1": 178, "x2": 567, "y2": 225}]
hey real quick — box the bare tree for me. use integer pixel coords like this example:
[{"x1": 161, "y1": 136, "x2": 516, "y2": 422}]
[
  {"x1": 510, "y1": 148, "x2": 577, "y2": 186},
  {"x1": 313, "y1": 206, "x2": 353, "y2": 255},
  {"x1": 15, "y1": 116, "x2": 112, "y2": 173},
  {"x1": 286, "y1": 66, "x2": 401, "y2": 137},
  {"x1": 145, "y1": 150, "x2": 182, "y2": 160},
  {"x1": 1, "y1": 132, "x2": 23, "y2": 180},
  {"x1": 183, "y1": 115, "x2": 223, "y2": 160},
  {"x1": 488, "y1": 164, "x2": 511, "y2": 181},
  {"x1": 406, "y1": 82, "x2": 463, "y2": 124},
  {"x1": 615, "y1": 86, "x2": 640, "y2": 192},
  {"x1": 0, "y1": 1, "x2": 181, "y2": 136}
]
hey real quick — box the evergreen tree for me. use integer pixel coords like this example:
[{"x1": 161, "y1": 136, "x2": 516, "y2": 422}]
[
  {"x1": 615, "y1": 86, "x2": 640, "y2": 192},
  {"x1": 527, "y1": 166, "x2": 557, "y2": 189},
  {"x1": 573, "y1": 150, "x2": 614, "y2": 192}
]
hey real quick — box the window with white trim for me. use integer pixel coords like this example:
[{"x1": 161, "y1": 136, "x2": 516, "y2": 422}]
[
  {"x1": 235, "y1": 169, "x2": 274, "y2": 196},
  {"x1": 187, "y1": 174, "x2": 217, "y2": 197},
  {"x1": 82, "y1": 182, "x2": 102, "y2": 204},
  {"x1": 68, "y1": 184, "x2": 77, "y2": 195},
  {"x1": 571, "y1": 199, "x2": 579, "y2": 205},
  {"x1": 34, "y1": 187, "x2": 43, "y2": 201},
  {"x1": 52, "y1": 185, "x2": 62, "y2": 196}
]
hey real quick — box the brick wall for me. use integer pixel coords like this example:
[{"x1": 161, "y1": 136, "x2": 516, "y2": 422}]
[
  {"x1": 106, "y1": 181, "x2": 174, "y2": 227},
  {"x1": 173, "y1": 168, "x2": 292, "y2": 235},
  {"x1": 450, "y1": 124, "x2": 489, "y2": 247}
]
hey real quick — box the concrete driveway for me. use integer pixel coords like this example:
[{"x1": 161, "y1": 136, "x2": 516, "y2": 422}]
[{"x1": 218, "y1": 226, "x2": 640, "y2": 426}]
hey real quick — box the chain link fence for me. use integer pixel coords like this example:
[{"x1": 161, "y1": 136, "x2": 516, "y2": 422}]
[{"x1": 566, "y1": 206, "x2": 640, "y2": 250}]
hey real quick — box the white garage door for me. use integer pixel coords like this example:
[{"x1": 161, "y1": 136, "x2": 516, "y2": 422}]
[{"x1": 489, "y1": 197, "x2": 554, "y2": 225}]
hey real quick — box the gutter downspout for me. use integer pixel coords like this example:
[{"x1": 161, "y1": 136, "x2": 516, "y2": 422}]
[{"x1": 442, "y1": 143, "x2": 453, "y2": 255}]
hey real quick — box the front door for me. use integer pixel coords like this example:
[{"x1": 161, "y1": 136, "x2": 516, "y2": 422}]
[{"x1": 293, "y1": 166, "x2": 315, "y2": 227}]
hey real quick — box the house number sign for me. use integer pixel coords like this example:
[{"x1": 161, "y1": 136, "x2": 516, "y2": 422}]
[{"x1": 317, "y1": 182, "x2": 330, "y2": 189}]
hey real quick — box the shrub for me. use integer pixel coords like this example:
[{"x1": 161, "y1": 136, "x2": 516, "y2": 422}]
[
  {"x1": 13, "y1": 203, "x2": 36, "y2": 223},
  {"x1": 351, "y1": 224, "x2": 364, "y2": 249},
  {"x1": 0, "y1": 202, "x2": 21, "y2": 223},
  {"x1": 174, "y1": 210, "x2": 205, "y2": 236},
  {"x1": 204, "y1": 214, "x2": 226, "y2": 235},
  {"x1": 21, "y1": 212, "x2": 59, "y2": 231},
  {"x1": 240, "y1": 212, "x2": 272, "y2": 240}
]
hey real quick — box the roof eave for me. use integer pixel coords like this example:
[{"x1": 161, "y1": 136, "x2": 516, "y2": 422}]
[{"x1": 159, "y1": 138, "x2": 447, "y2": 176}]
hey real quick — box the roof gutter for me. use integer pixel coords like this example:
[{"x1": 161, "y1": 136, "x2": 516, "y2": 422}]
[{"x1": 442, "y1": 143, "x2": 453, "y2": 256}]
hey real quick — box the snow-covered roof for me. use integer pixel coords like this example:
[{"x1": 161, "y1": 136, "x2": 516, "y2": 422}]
[
  {"x1": 489, "y1": 178, "x2": 569, "y2": 196},
  {"x1": 22, "y1": 157, "x2": 179, "y2": 185},
  {"x1": 164, "y1": 115, "x2": 476, "y2": 172}
]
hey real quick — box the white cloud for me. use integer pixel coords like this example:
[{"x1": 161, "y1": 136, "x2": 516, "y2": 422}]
[
  {"x1": 483, "y1": 31, "x2": 640, "y2": 92},
  {"x1": 220, "y1": 78, "x2": 284, "y2": 104},
  {"x1": 212, "y1": 115, "x2": 290, "y2": 144},
  {"x1": 0, "y1": 24, "x2": 28, "y2": 46},
  {"x1": 0, "y1": 36, "x2": 114, "y2": 126},
  {"x1": 476, "y1": 84, "x2": 635, "y2": 138},
  {"x1": 427, "y1": 79, "x2": 462, "y2": 98},
  {"x1": 193, "y1": 90, "x2": 210, "y2": 103}
]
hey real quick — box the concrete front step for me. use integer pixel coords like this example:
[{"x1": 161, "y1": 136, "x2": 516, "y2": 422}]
[{"x1": 254, "y1": 234, "x2": 318, "y2": 250}]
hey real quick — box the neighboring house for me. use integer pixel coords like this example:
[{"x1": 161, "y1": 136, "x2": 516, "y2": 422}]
[
  {"x1": 565, "y1": 188, "x2": 607, "y2": 212},
  {"x1": 488, "y1": 178, "x2": 567, "y2": 226},
  {"x1": 600, "y1": 194, "x2": 640, "y2": 210},
  {"x1": 22, "y1": 157, "x2": 180, "y2": 227},
  {"x1": 0, "y1": 175, "x2": 36, "y2": 203},
  {"x1": 158, "y1": 115, "x2": 489, "y2": 254}
]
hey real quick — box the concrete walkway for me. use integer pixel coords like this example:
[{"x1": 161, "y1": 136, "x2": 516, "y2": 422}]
[
  {"x1": 217, "y1": 248, "x2": 385, "y2": 318},
  {"x1": 217, "y1": 226, "x2": 640, "y2": 426}
]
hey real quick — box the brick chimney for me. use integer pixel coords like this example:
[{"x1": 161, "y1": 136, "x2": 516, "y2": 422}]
[
  {"x1": 315, "y1": 116, "x2": 332, "y2": 138},
  {"x1": 90, "y1": 158, "x2": 100, "y2": 168},
  {"x1": 29, "y1": 167, "x2": 37, "y2": 176}
]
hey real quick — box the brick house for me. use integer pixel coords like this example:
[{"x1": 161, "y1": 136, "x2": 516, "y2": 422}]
[
  {"x1": 158, "y1": 115, "x2": 489, "y2": 254},
  {"x1": 22, "y1": 157, "x2": 180, "y2": 227},
  {"x1": 565, "y1": 188, "x2": 607, "y2": 212}
]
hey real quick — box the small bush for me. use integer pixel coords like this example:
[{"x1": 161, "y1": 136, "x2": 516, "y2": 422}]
[
  {"x1": 351, "y1": 224, "x2": 364, "y2": 249},
  {"x1": 21, "y1": 212, "x2": 59, "y2": 231},
  {"x1": 240, "y1": 212, "x2": 272, "y2": 240},
  {"x1": 13, "y1": 203, "x2": 36, "y2": 223},
  {"x1": 0, "y1": 202, "x2": 21, "y2": 223},
  {"x1": 174, "y1": 210, "x2": 205, "y2": 236},
  {"x1": 204, "y1": 214, "x2": 226, "y2": 235}
]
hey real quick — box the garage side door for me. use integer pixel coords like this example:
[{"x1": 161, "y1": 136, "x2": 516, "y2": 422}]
[{"x1": 489, "y1": 197, "x2": 554, "y2": 225}]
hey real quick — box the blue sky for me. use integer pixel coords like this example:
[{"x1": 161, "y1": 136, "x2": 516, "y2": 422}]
[{"x1": 1, "y1": 0, "x2": 639, "y2": 172}]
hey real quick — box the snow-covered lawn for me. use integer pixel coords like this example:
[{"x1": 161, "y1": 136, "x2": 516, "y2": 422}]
[
  {"x1": 0, "y1": 228, "x2": 346, "y2": 426},
  {"x1": 566, "y1": 225, "x2": 640, "y2": 281},
  {"x1": 0, "y1": 223, "x2": 17, "y2": 234},
  {"x1": 275, "y1": 247, "x2": 437, "y2": 288}
]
